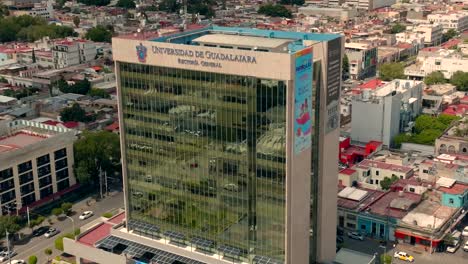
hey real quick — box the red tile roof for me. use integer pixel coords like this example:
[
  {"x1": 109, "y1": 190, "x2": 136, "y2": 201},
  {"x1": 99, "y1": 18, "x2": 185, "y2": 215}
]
[
  {"x1": 340, "y1": 168, "x2": 357, "y2": 176},
  {"x1": 367, "y1": 191, "x2": 422, "y2": 219},
  {"x1": 357, "y1": 160, "x2": 413, "y2": 174},
  {"x1": 442, "y1": 104, "x2": 468, "y2": 116},
  {"x1": 62, "y1": 121, "x2": 79, "y2": 128},
  {"x1": 42, "y1": 120, "x2": 61, "y2": 126},
  {"x1": 78, "y1": 223, "x2": 112, "y2": 247},
  {"x1": 104, "y1": 121, "x2": 119, "y2": 132},
  {"x1": 438, "y1": 183, "x2": 468, "y2": 195},
  {"x1": 358, "y1": 79, "x2": 384, "y2": 90}
]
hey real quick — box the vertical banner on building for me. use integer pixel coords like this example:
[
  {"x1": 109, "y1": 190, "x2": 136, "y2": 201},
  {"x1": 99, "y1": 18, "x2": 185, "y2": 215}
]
[
  {"x1": 326, "y1": 37, "x2": 342, "y2": 134},
  {"x1": 294, "y1": 47, "x2": 313, "y2": 155}
]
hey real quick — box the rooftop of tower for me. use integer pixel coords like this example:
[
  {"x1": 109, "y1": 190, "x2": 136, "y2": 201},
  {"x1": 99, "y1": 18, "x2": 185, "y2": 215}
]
[{"x1": 150, "y1": 25, "x2": 340, "y2": 53}]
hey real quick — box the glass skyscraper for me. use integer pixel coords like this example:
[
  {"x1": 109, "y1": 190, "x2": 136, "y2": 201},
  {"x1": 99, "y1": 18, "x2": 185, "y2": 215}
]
[{"x1": 113, "y1": 26, "x2": 343, "y2": 264}]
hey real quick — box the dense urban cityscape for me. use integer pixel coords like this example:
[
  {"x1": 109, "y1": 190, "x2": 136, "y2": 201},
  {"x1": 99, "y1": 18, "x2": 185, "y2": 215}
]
[{"x1": 0, "y1": 0, "x2": 467, "y2": 264}]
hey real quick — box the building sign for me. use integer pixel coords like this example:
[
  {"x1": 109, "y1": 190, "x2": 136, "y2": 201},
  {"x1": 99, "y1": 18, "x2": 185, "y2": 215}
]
[
  {"x1": 151, "y1": 45, "x2": 257, "y2": 69},
  {"x1": 294, "y1": 47, "x2": 313, "y2": 155},
  {"x1": 326, "y1": 38, "x2": 342, "y2": 134}
]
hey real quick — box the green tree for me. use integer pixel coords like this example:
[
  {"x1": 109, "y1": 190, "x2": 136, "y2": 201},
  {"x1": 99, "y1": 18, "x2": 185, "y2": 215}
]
[
  {"x1": 391, "y1": 23, "x2": 406, "y2": 34},
  {"x1": 380, "y1": 254, "x2": 392, "y2": 264},
  {"x1": 380, "y1": 175, "x2": 399, "y2": 190},
  {"x1": 450, "y1": 71, "x2": 468, "y2": 91},
  {"x1": 85, "y1": 25, "x2": 112, "y2": 42},
  {"x1": 52, "y1": 208, "x2": 63, "y2": 217},
  {"x1": 73, "y1": 16, "x2": 80, "y2": 27},
  {"x1": 378, "y1": 62, "x2": 405, "y2": 81},
  {"x1": 0, "y1": 215, "x2": 21, "y2": 237},
  {"x1": 58, "y1": 79, "x2": 91, "y2": 95},
  {"x1": 424, "y1": 71, "x2": 447, "y2": 85},
  {"x1": 393, "y1": 133, "x2": 412, "y2": 148},
  {"x1": 158, "y1": 0, "x2": 180, "y2": 12},
  {"x1": 442, "y1": 29, "x2": 458, "y2": 42},
  {"x1": 280, "y1": 0, "x2": 305, "y2": 5},
  {"x1": 258, "y1": 4, "x2": 292, "y2": 18},
  {"x1": 116, "y1": 0, "x2": 136, "y2": 8},
  {"x1": 61, "y1": 202, "x2": 73, "y2": 214},
  {"x1": 44, "y1": 248, "x2": 53, "y2": 262},
  {"x1": 55, "y1": 233, "x2": 75, "y2": 251},
  {"x1": 0, "y1": 4, "x2": 9, "y2": 18},
  {"x1": 0, "y1": 76, "x2": 7, "y2": 83},
  {"x1": 342, "y1": 54, "x2": 349, "y2": 80},
  {"x1": 28, "y1": 255, "x2": 38, "y2": 264},
  {"x1": 77, "y1": 0, "x2": 110, "y2": 6},
  {"x1": 74, "y1": 131, "x2": 121, "y2": 188},
  {"x1": 60, "y1": 103, "x2": 94, "y2": 123},
  {"x1": 88, "y1": 88, "x2": 110, "y2": 98},
  {"x1": 29, "y1": 216, "x2": 45, "y2": 229}
]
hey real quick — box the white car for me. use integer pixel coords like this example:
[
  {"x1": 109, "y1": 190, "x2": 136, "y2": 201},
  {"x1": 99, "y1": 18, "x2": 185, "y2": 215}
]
[
  {"x1": 0, "y1": 251, "x2": 17, "y2": 262},
  {"x1": 347, "y1": 231, "x2": 364, "y2": 241},
  {"x1": 393, "y1": 251, "x2": 414, "y2": 262},
  {"x1": 462, "y1": 226, "x2": 468, "y2": 237},
  {"x1": 463, "y1": 241, "x2": 468, "y2": 252},
  {"x1": 11, "y1": 260, "x2": 26, "y2": 264},
  {"x1": 446, "y1": 240, "x2": 460, "y2": 253},
  {"x1": 44, "y1": 228, "x2": 60, "y2": 238},
  {"x1": 79, "y1": 211, "x2": 94, "y2": 220}
]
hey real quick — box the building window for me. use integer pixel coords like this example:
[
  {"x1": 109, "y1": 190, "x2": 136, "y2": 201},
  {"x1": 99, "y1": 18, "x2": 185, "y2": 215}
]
[
  {"x1": 376, "y1": 170, "x2": 379, "y2": 176},
  {"x1": 376, "y1": 180, "x2": 379, "y2": 185},
  {"x1": 40, "y1": 186, "x2": 53, "y2": 199},
  {"x1": 409, "y1": 187, "x2": 416, "y2": 192},
  {"x1": 56, "y1": 169, "x2": 69, "y2": 181},
  {"x1": 21, "y1": 192, "x2": 36, "y2": 206},
  {"x1": 0, "y1": 179, "x2": 14, "y2": 191},
  {"x1": 20, "y1": 182, "x2": 35, "y2": 195},
  {"x1": 0, "y1": 168, "x2": 13, "y2": 181},
  {"x1": 423, "y1": 169, "x2": 429, "y2": 173},
  {"x1": 57, "y1": 178, "x2": 70, "y2": 191},
  {"x1": 346, "y1": 214, "x2": 357, "y2": 221},
  {"x1": 370, "y1": 179, "x2": 374, "y2": 184},
  {"x1": 400, "y1": 175, "x2": 404, "y2": 179},
  {"x1": 361, "y1": 224, "x2": 366, "y2": 231},
  {"x1": 38, "y1": 164, "x2": 51, "y2": 177},
  {"x1": 37, "y1": 154, "x2": 50, "y2": 167},
  {"x1": 39, "y1": 175, "x2": 52, "y2": 188},
  {"x1": 19, "y1": 171, "x2": 34, "y2": 185},
  {"x1": 367, "y1": 170, "x2": 370, "y2": 176},
  {"x1": 54, "y1": 148, "x2": 67, "y2": 160},
  {"x1": 379, "y1": 224, "x2": 385, "y2": 237},
  {"x1": 449, "y1": 198, "x2": 454, "y2": 204},
  {"x1": 347, "y1": 223, "x2": 356, "y2": 229},
  {"x1": 55, "y1": 159, "x2": 68, "y2": 170},
  {"x1": 1, "y1": 190, "x2": 16, "y2": 204},
  {"x1": 18, "y1": 161, "x2": 32, "y2": 174}
]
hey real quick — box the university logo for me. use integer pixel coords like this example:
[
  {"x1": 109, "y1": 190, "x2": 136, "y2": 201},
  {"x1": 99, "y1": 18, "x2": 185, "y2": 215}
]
[{"x1": 136, "y1": 43, "x2": 147, "y2": 63}]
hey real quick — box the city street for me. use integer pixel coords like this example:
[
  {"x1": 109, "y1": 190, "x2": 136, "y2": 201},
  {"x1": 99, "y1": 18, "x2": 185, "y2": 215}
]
[
  {"x1": 341, "y1": 234, "x2": 468, "y2": 264},
  {"x1": 2, "y1": 191, "x2": 124, "y2": 263}
]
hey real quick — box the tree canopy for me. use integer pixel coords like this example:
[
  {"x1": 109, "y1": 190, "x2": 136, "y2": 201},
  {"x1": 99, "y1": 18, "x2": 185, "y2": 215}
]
[
  {"x1": 450, "y1": 71, "x2": 468, "y2": 91},
  {"x1": 424, "y1": 71, "x2": 446, "y2": 85},
  {"x1": 0, "y1": 15, "x2": 76, "y2": 43},
  {"x1": 60, "y1": 103, "x2": 95, "y2": 123},
  {"x1": 116, "y1": 0, "x2": 136, "y2": 8},
  {"x1": 89, "y1": 88, "x2": 110, "y2": 99},
  {"x1": 390, "y1": 23, "x2": 406, "y2": 34},
  {"x1": 74, "y1": 131, "x2": 121, "y2": 188},
  {"x1": 393, "y1": 114, "x2": 460, "y2": 147},
  {"x1": 258, "y1": 4, "x2": 292, "y2": 18},
  {"x1": 0, "y1": 215, "x2": 21, "y2": 237},
  {"x1": 378, "y1": 62, "x2": 405, "y2": 81},
  {"x1": 380, "y1": 175, "x2": 399, "y2": 190},
  {"x1": 85, "y1": 25, "x2": 112, "y2": 43},
  {"x1": 57, "y1": 79, "x2": 91, "y2": 95},
  {"x1": 342, "y1": 54, "x2": 349, "y2": 80},
  {"x1": 442, "y1": 29, "x2": 458, "y2": 43},
  {"x1": 77, "y1": 0, "x2": 110, "y2": 6},
  {"x1": 280, "y1": 0, "x2": 305, "y2": 5}
]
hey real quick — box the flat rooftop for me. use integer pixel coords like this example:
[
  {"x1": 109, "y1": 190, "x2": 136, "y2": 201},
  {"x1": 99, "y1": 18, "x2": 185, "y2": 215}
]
[
  {"x1": 193, "y1": 33, "x2": 293, "y2": 49},
  {"x1": 151, "y1": 25, "x2": 339, "y2": 53},
  {"x1": 0, "y1": 131, "x2": 48, "y2": 153}
]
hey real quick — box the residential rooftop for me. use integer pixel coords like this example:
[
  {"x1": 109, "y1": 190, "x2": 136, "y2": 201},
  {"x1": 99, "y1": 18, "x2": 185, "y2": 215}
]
[{"x1": 356, "y1": 159, "x2": 414, "y2": 174}]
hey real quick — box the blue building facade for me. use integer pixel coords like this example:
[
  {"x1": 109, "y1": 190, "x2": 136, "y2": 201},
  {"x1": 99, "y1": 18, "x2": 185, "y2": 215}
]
[
  {"x1": 357, "y1": 214, "x2": 397, "y2": 241},
  {"x1": 441, "y1": 191, "x2": 468, "y2": 208}
]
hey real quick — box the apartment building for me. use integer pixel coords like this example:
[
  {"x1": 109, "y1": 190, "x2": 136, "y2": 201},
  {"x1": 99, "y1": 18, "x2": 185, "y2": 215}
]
[
  {"x1": 405, "y1": 49, "x2": 468, "y2": 79},
  {"x1": 0, "y1": 120, "x2": 77, "y2": 215},
  {"x1": 345, "y1": 42, "x2": 378, "y2": 80},
  {"x1": 354, "y1": 159, "x2": 414, "y2": 189},
  {"x1": 351, "y1": 79, "x2": 424, "y2": 146},
  {"x1": 52, "y1": 39, "x2": 96, "y2": 69},
  {"x1": 398, "y1": 24, "x2": 443, "y2": 47},
  {"x1": 342, "y1": 0, "x2": 396, "y2": 10},
  {"x1": 427, "y1": 12, "x2": 468, "y2": 32}
]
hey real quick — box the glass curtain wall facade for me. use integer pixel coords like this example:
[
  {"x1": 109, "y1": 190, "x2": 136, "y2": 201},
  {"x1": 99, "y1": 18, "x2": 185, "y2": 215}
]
[{"x1": 119, "y1": 62, "x2": 289, "y2": 262}]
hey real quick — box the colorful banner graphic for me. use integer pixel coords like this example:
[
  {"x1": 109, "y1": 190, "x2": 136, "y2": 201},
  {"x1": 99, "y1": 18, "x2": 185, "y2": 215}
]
[{"x1": 294, "y1": 47, "x2": 313, "y2": 155}]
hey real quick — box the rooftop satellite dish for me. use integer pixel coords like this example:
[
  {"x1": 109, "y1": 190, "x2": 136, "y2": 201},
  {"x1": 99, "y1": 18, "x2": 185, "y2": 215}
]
[{"x1": 137, "y1": 28, "x2": 141, "y2": 33}]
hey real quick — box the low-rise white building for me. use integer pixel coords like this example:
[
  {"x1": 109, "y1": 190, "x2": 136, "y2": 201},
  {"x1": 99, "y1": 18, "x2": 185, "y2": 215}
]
[
  {"x1": 427, "y1": 12, "x2": 468, "y2": 32},
  {"x1": 351, "y1": 79, "x2": 424, "y2": 146},
  {"x1": 405, "y1": 49, "x2": 468, "y2": 79},
  {"x1": 398, "y1": 24, "x2": 443, "y2": 47},
  {"x1": 354, "y1": 159, "x2": 414, "y2": 189},
  {"x1": 0, "y1": 120, "x2": 77, "y2": 215}
]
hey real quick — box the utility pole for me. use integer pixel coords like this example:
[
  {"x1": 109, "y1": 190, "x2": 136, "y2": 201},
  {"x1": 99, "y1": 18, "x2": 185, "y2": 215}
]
[
  {"x1": 65, "y1": 215, "x2": 75, "y2": 240},
  {"x1": 6, "y1": 230, "x2": 11, "y2": 264},
  {"x1": 27, "y1": 206, "x2": 30, "y2": 228},
  {"x1": 429, "y1": 216, "x2": 436, "y2": 254},
  {"x1": 99, "y1": 165, "x2": 103, "y2": 199},
  {"x1": 105, "y1": 171, "x2": 108, "y2": 197}
]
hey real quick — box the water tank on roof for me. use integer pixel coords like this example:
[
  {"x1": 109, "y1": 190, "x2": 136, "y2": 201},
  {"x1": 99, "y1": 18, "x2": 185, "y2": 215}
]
[
  {"x1": 362, "y1": 89, "x2": 371, "y2": 101},
  {"x1": 399, "y1": 190, "x2": 404, "y2": 197}
]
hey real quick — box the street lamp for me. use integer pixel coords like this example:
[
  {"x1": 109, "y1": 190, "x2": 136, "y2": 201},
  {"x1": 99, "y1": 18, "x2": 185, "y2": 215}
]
[
  {"x1": 5, "y1": 230, "x2": 11, "y2": 264},
  {"x1": 65, "y1": 215, "x2": 76, "y2": 241}
]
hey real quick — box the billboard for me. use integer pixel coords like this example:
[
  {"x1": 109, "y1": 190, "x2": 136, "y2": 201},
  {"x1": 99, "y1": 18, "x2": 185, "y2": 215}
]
[
  {"x1": 294, "y1": 47, "x2": 313, "y2": 155},
  {"x1": 326, "y1": 37, "x2": 342, "y2": 134}
]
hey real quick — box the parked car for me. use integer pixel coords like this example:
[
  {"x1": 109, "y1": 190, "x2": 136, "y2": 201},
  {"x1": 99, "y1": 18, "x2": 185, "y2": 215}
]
[
  {"x1": 393, "y1": 251, "x2": 414, "y2": 262},
  {"x1": 32, "y1": 226, "x2": 50, "y2": 237},
  {"x1": 11, "y1": 260, "x2": 26, "y2": 264},
  {"x1": 0, "y1": 251, "x2": 17, "y2": 262},
  {"x1": 79, "y1": 211, "x2": 94, "y2": 220},
  {"x1": 462, "y1": 226, "x2": 468, "y2": 237},
  {"x1": 44, "y1": 228, "x2": 60, "y2": 238},
  {"x1": 446, "y1": 239, "x2": 460, "y2": 253},
  {"x1": 347, "y1": 231, "x2": 364, "y2": 241},
  {"x1": 463, "y1": 240, "x2": 468, "y2": 252}
]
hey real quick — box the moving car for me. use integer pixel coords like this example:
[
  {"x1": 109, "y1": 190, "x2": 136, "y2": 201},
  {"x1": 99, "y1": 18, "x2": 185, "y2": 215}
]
[
  {"x1": 463, "y1": 240, "x2": 468, "y2": 252},
  {"x1": 11, "y1": 260, "x2": 26, "y2": 264},
  {"x1": 446, "y1": 239, "x2": 460, "y2": 253},
  {"x1": 393, "y1": 251, "x2": 414, "y2": 262},
  {"x1": 347, "y1": 231, "x2": 364, "y2": 241},
  {"x1": 446, "y1": 230, "x2": 462, "y2": 253},
  {"x1": 44, "y1": 228, "x2": 60, "y2": 238},
  {"x1": 462, "y1": 226, "x2": 468, "y2": 237},
  {"x1": 79, "y1": 211, "x2": 94, "y2": 220},
  {"x1": 0, "y1": 251, "x2": 17, "y2": 262},
  {"x1": 32, "y1": 226, "x2": 50, "y2": 237}
]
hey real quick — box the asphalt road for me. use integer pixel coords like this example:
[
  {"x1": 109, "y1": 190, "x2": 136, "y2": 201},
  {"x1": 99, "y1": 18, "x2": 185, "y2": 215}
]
[{"x1": 2, "y1": 191, "x2": 124, "y2": 264}]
